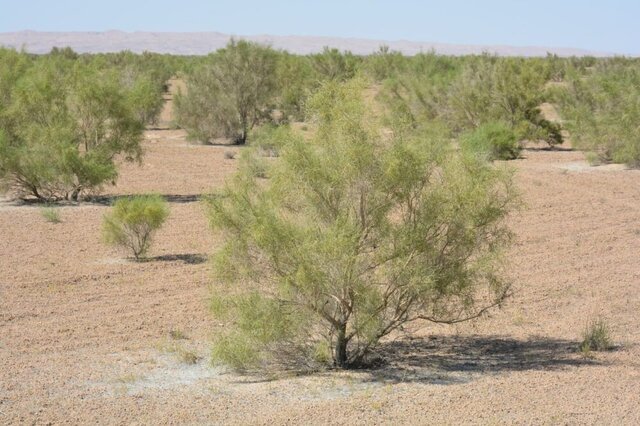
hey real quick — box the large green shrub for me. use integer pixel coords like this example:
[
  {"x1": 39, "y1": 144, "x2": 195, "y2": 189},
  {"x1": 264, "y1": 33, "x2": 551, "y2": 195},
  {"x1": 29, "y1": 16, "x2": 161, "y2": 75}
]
[
  {"x1": 206, "y1": 79, "x2": 516, "y2": 370},
  {"x1": 310, "y1": 47, "x2": 361, "y2": 82},
  {"x1": 555, "y1": 60, "x2": 640, "y2": 167},
  {"x1": 380, "y1": 55, "x2": 563, "y2": 148},
  {"x1": 174, "y1": 40, "x2": 278, "y2": 145},
  {"x1": 447, "y1": 58, "x2": 562, "y2": 145},
  {"x1": 102, "y1": 194, "x2": 169, "y2": 260},
  {"x1": 0, "y1": 54, "x2": 146, "y2": 201},
  {"x1": 275, "y1": 53, "x2": 316, "y2": 122},
  {"x1": 461, "y1": 122, "x2": 522, "y2": 161}
]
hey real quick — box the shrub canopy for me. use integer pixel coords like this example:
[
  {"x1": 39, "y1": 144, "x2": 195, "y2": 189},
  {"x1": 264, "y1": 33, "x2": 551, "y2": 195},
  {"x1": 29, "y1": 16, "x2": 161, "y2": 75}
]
[
  {"x1": 207, "y1": 79, "x2": 517, "y2": 370},
  {"x1": 0, "y1": 51, "x2": 149, "y2": 201},
  {"x1": 174, "y1": 40, "x2": 278, "y2": 144},
  {"x1": 103, "y1": 194, "x2": 169, "y2": 260},
  {"x1": 556, "y1": 60, "x2": 640, "y2": 167}
]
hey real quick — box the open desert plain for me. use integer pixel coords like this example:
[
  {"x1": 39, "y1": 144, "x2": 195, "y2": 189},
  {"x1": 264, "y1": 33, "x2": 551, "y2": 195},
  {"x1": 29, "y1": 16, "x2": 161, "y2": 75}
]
[{"x1": 1, "y1": 76, "x2": 639, "y2": 425}]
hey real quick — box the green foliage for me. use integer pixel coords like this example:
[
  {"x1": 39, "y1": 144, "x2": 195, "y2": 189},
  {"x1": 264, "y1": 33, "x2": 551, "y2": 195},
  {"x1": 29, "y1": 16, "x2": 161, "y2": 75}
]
[
  {"x1": 382, "y1": 55, "x2": 563, "y2": 147},
  {"x1": 310, "y1": 47, "x2": 361, "y2": 82},
  {"x1": 102, "y1": 194, "x2": 169, "y2": 260},
  {"x1": 543, "y1": 53, "x2": 567, "y2": 83},
  {"x1": 447, "y1": 58, "x2": 548, "y2": 136},
  {"x1": 0, "y1": 51, "x2": 146, "y2": 201},
  {"x1": 40, "y1": 206, "x2": 62, "y2": 223},
  {"x1": 461, "y1": 122, "x2": 521, "y2": 161},
  {"x1": 127, "y1": 76, "x2": 165, "y2": 126},
  {"x1": 380, "y1": 52, "x2": 460, "y2": 127},
  {"x1": 275, "y1": 53, "x2": 316, "y2": 122},
  {"x1": 579, "y1": 318, "x2": 613, "y2": 353},
  {"x1": 555, "y1": 60, "x2": 640, "y2": 167},
  {"x1": 207, "y1": 79, "x2": 516, "y2": 370},
  {"x1": 175, "y1": 40, "x2": 278, "y2": 144},
  {"x1": 364, "y1": 45, "x2": 407, "y2": 81}
]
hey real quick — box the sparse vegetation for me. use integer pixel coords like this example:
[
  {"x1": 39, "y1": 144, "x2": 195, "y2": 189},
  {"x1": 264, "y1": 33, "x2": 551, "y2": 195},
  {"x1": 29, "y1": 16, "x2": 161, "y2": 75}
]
[
  {"x1": 159, "y1": 332, "x2": 200, "y2": 365},
  {"x1": 40, "y1": 205, "x2": 62, "y2": 223},
  {"x1": 102, "y1": 194, "x2": 169, "y2": 260},
  {"x1": 2, "y1": 38, "x2": 640, "y2": 423},
  {"x1": 169, "y1": 329, "x2": 188, "y2": 340},
  {"x1": 579, "y1": 318, "x2": 613, "y2": 354}
]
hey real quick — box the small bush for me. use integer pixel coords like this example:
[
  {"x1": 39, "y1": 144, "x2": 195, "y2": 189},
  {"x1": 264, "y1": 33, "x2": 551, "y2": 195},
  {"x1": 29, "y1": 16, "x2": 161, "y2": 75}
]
[
  {"x1": 579, "y1": 318, "x2": 613, "y2": 353},
  {"x1": 102, "y1": 194, "x2": 169, "y2": 260},
  {"x1": 223, "y1": 150, "x2": 236, "y2": 160},
  {"x1": 40, "y1": 206, "x2": 61, "y2": 223},
  {"x1": 179, "y1": 349, "x2": 200, "y2": 365},
  {"x1": 461, "y1": 122, "x2": 521, "y2": 161},
  {"x1": 169, "y1": 329, "x2": 188, "y2": 340}
]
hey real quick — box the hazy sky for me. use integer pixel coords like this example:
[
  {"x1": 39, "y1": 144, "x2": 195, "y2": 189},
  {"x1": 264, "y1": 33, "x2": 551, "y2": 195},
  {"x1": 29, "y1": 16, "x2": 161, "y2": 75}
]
[{"x1": 1, "y1": 0, "x2": 638, "y2": 54}]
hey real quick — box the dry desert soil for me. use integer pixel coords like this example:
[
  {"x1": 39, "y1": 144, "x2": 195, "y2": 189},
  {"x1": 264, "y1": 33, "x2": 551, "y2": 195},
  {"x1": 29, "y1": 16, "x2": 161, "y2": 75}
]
[{"x1": 1, "y1": 93, "x2": 639, "y2": 425}]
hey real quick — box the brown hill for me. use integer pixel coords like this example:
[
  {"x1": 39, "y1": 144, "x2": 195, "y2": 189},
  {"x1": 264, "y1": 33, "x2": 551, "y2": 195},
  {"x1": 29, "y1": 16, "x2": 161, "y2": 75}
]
[{"x1": 0, "y1": 30, "x2": 614, "y2": 57}]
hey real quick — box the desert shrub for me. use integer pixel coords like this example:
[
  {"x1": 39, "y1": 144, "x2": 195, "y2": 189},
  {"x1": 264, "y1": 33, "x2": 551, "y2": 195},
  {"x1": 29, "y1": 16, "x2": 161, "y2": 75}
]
[
  {"x1": 310, "y1": 47, "x2": 361, "y2": 82},
  {"x1": 461, "y1": 122, "x2": 521, "y2": 161},
  {"x1": 380, "y1": 52, "x2": 460, "y2": 127},
  {"x1": 250, "y1": 124, "x2": 288, "y2": 157},
  {"x1": 126, "y1": 76, "x2": 165, "y2": 126},
  {"x1": 379, "y1": 55, "x2": 563, "y2": 148},
  {"x1": 0, "y1": 57, "x2": 145, "y2": 201},
  {"x1": 579, "y1": 318, "x2": 613, "y2": 353},
  {"x1": 364, "y1": 45, "x2": 407, "y2": 81},
  {"x1": 102, "y1": 194, "x2": 169, "y2": 260},
  {"x1": 206, "y1": 79, "x2": 516, "y2": 370},
  {"x1": 223, "y1": 150, "x2": 236, "y2": 160},
  {"x1": 174, "y1": 40, "x2": 278, "y2": 145},
  {"x1": 446, "y1": 58, "x2": 562, "y2": 144},
  {"x1": 555, "y1": 60, "x2": 640, "y2": 167},
  {"x1": 275, "y1": 53, "x2": 316, "y2": 122},
  {"x1": 40, "y1": 206, "x2": 62, "y2": 223}
]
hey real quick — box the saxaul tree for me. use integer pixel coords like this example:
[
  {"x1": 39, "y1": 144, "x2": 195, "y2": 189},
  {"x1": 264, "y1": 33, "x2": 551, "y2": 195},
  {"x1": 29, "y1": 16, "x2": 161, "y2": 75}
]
[
  {"x1": 0, "y1": 54, "x2": 145, "y2": 201},
  {"x1": 207, "y1": 79, "x2": 517, "y2": 370},
  {"x1": 174, "y1": 40, "x2": 278, "y2": 145}
]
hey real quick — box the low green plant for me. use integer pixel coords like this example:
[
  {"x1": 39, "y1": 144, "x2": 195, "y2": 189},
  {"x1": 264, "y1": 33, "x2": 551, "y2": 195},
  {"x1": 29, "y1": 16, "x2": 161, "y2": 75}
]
[
  {"x1": 40, "y1": 206, "x2": 61, "y2": 223},
  {"x1": 102, "y1": 194, "x2": 169, "y2": 260},
  {"x1": 169, "y1": 329, "x2": 188, "y2": 340},
  {"x1": 461, "y1": 122, "x2": 521, "y2": 160},
  {"x1": 579, "y1": 318, "x2": 613, "y2": 353},
  {"x1": 178, "y1": 349, "x2": 200, "y2": 365},
  {"x1": 158, "y1": 336, "x2": 200, "y2": 365}
]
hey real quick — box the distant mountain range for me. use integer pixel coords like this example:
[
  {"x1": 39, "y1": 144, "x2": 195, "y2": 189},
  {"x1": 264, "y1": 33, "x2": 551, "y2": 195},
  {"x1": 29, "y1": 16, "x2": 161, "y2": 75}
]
[{"x1": 0, "y1": 30, "x2": 616, "y2": 57}]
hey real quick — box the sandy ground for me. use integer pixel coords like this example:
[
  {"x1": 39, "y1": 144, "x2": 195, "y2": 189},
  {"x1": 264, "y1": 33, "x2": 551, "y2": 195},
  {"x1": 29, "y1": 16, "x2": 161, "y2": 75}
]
[{"x1": 2, "y1": 107, "x2": 640, "y2": 424}]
